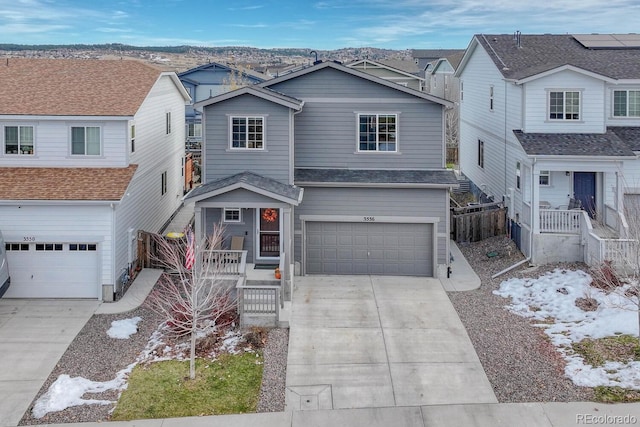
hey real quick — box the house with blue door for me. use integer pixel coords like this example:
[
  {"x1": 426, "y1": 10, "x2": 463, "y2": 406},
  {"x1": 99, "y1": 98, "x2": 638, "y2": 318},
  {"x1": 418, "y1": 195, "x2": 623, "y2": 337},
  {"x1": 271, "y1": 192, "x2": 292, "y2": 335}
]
[
  {"x1": 185, "y1": 61, "x2": 457, "y2": 311},
  {"x1": 456, "y1": 33, "x2": 640, "y2": 266}
]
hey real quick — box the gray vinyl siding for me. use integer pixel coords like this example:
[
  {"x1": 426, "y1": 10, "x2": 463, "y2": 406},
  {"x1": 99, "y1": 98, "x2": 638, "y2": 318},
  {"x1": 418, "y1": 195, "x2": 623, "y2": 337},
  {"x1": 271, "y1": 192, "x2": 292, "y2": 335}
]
[
  {"x1": 203, "y1": 94, "x2": 291, "y2": 184},
  {"x1": 294, "y1": 187, "x2": 448, "y2": 265},
  {"x1": 205, "y1": 208, "x2": 256, "y2": 263},
  {"x1": 268, "y1": 68, "x2": 445, "y2": 169}
]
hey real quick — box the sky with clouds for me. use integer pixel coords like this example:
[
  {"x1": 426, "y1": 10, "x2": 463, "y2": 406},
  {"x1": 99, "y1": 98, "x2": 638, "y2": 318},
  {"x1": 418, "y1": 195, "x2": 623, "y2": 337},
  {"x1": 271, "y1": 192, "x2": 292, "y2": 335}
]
[{"x1": 0, "y1": 0, "x2": 637, "y2": 49}]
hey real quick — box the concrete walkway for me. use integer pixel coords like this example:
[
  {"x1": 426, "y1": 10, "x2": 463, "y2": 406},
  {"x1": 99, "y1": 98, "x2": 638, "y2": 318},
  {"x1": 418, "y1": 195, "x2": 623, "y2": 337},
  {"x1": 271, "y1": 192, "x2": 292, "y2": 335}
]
[
  {"x1": 439, "y1": 240, "x2": 481, "y2": 291},
  {"x1": 0, "y1": 299, "x2": 99, "y2": 427},
  {"x1": 285, "y1": 275, "x2": 497, "y2": 410}
]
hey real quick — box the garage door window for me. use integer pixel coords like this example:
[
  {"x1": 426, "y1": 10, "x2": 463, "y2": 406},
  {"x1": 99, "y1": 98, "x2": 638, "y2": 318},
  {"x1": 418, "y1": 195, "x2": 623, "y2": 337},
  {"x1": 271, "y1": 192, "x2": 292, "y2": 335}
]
[
  {"x1": 5, "y1": 243, "x2": 29, "y2": 251},
  {"x1": 36, "y1": 243, "x2": 63, "y2": 251},
  {"x1": 69, "y1": 243, "x2": 97, "y2": 251}
]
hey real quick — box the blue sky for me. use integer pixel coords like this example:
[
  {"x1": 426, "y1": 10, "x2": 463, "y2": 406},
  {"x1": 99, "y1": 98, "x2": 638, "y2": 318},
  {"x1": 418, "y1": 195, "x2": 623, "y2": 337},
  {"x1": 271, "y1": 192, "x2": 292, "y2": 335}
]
[{"x1": 0, "y1": 0, "x2": 637, "y2": 50}]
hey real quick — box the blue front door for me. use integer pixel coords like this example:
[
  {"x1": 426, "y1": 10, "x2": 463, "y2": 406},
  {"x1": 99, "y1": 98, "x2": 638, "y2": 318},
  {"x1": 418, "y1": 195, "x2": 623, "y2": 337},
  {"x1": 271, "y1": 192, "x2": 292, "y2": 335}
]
[{"x1": 574, "y1": 172, "x2": 596, "y2": 218}]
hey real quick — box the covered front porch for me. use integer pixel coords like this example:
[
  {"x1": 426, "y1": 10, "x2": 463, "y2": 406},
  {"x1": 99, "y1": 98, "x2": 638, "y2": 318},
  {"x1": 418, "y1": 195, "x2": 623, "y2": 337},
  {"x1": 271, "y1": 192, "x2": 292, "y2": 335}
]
[
  {"x1": 184, "y1": 171, "x2": 303, "y2": 327},
  {"x1": 511, "y1": 160, "x2": 634, "y2": 267}
]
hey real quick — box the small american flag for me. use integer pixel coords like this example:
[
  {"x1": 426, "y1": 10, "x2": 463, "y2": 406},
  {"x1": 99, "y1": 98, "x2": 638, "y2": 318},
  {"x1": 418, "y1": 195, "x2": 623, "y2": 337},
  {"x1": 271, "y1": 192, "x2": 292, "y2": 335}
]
[{"x1": 184, "y1": 227, "x2": 195, "y2": 270}]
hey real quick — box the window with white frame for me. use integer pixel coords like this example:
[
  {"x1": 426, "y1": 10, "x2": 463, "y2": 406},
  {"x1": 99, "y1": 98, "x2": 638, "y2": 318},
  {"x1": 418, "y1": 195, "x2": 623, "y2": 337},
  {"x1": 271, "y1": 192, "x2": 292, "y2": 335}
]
[
  {"x1": 549, "y1": 91, "x2": 580, "y2": 120},
  {"x1": 231, "y1": 116, "x2": 264, "y2": 149},
  {"x1": 516, "y1": 162, "x2": 521, "y2": 190},
  {"x1": 71, "y1": 126, "x2": 101, "y2": 155},
  {"x1": 130, "y1": 124, "x2": 135, "y2": 153},
  {"x1": 539, "y1": 170, "x2": 550, "y2": 186},
  {"x1": 187, "y1": 122, "x2": 202, "y2": 138},
  {"x1": 161, "y1": 171, "x2": 167, "y2": 195},
  {"x1": 613, "y1": 90, "x2": 640, "y2": 117},
  {"x1": 489, "y1": 85, "x2": 494, "y2": 111},
  {"x1": 223, "y1": 208, "x2": 242, "y2": 223},
  {"x1": 4, "y1": 125, "x2": 34, "y2": 155},
  {"x1": 477, "y1": 139, "x2": 484, "y2": 168},
  {"x1": 358, "y1": 114, "x2": 397, "y2": 152},
  {"x1": 460, "y1": 80, "x2": 464, "y2": 102},
  {"x1": 166, "y1": 112, "x2": 172, "y2": 134}
]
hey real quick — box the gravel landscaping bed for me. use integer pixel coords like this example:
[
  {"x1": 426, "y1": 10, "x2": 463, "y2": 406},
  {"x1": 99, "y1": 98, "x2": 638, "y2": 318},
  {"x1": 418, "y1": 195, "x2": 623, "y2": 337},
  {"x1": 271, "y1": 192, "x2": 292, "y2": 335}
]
[
  {"x1": 448, "y1": 235, "x2": 595, "y2": 402},
  {"x1": 18, "y1": 302, "x2": 288, "y2": 425}
]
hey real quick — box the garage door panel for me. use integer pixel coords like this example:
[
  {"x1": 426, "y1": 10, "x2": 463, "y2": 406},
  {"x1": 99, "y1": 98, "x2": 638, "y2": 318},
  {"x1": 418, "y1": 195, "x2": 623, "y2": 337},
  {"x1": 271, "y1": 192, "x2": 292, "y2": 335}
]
[
  {"x1": 306, "y1": 221, "x2": 433, "y2": 276},
  {"x1": 4, "y1": 243, "x2": 99, "y2": 299}
]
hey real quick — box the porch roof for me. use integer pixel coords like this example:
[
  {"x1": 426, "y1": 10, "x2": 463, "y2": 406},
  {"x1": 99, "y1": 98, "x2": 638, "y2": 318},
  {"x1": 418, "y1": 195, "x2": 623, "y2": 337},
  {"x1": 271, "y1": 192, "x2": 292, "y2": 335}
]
[
  {"x1": 513, "y1": 129, "x2": 636, "y2": 158},
  {"x1": 609, "y1": 126, "x2": 640, "y2": 152},
  {"x1": 294, "y1": 168, "x2": 458, "y2": 187},
  {"x1": 184, "y1": 171, "x2": 303, "y2": 205}
]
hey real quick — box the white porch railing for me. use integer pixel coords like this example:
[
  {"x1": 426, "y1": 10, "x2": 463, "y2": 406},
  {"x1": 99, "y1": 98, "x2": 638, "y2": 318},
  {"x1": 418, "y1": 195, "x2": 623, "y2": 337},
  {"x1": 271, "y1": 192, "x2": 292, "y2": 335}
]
[
  {"x1": 539, "y1": 209, "x2": 582, "y2": 234},
  {"x1": 203, "y1": 250, "x2": 247, "y2": 276}
]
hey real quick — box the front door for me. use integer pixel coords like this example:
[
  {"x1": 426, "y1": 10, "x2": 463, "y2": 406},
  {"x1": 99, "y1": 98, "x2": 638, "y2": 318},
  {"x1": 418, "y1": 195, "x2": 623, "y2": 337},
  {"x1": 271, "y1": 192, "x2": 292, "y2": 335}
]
[
  {"x1": 257, "y1": 208, "x2": 280, "y2": 259},
  {"x1": 574, "y1": 172, "x2": 596, "y2": 218}
]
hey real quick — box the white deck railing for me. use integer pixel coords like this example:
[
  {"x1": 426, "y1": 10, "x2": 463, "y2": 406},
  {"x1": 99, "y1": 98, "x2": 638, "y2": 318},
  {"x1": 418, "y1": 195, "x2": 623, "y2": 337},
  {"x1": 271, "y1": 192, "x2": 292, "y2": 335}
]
[
  {"x1": 539, "y1": 209, "x2": 582, "y2": 234},
  {"x1": 203, "y1": 250, "x2": 247, "y2": 276}
]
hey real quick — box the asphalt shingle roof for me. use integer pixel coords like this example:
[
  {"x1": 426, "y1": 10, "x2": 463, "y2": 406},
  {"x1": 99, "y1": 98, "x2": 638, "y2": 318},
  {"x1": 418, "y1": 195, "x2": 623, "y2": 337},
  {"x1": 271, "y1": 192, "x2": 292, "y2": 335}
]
[
  {"x1": 475, "y1": 34, "x2": 640, "y2": 80},
  {"x1": 513, "y1": 130, "x2": 636, "y2": 157},
  {"x1": 295, "y1": 168, "x2": 458, "y2": 186},
  {"x1": 0, "y1": 58, "x2": 163, "y2": 116},
  {"x1": 185, "y1": 171, "x2": 302, "y2": 202},
  {"x1": 0, "y1": 165, "x2": 137, "y2": 201},
  {"x1": 609, "y1": 127, "x2": 640, "y2": 152}
]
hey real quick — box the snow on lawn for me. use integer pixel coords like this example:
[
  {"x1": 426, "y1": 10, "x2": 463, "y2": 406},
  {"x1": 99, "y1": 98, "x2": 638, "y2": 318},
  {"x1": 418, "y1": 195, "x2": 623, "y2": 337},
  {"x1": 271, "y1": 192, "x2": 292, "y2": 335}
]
[
  {"x1": 107, "y1": 316, "x2": 142, "y2": 339},
  {"x1": 494, "y1": 268, "x2": 640, "y2": 389}
]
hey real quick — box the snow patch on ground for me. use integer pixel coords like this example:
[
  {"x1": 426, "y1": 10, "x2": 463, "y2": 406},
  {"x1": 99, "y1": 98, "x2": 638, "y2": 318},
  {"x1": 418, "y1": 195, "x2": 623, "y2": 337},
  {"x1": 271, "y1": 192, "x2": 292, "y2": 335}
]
[
  {"x1": 494, "y1": 268, "x2": 640, "y2": 389},
  {"x1": 107, "y1": 317, "x2": 142, "y2": 339}
]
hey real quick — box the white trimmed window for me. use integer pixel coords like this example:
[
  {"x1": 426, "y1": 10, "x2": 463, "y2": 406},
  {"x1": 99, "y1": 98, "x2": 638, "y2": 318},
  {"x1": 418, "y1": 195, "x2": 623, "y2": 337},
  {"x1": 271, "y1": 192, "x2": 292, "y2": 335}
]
[
  {"x1": 223, "y1": 208, "x2": 242, "y2": 223},
  {"x1": 71, "y1": 126, "x2": 101, "y2": 155},
  {"x1": 539, "y1": 170, "x2": 550, "y2": 186},
  {"x1": 230, "y1": 117, "x2": 264, "y2": 149},
  {"x1": 166, "y1": 112, "x2": 172, "y2": 134},
  {"x1": 187, "y1": 122, "x2": 202, "y2": 138},
  {"x1": 516, "y1": 162, "x2": 521, "y2": 190},
  {"x1": 460, "y1": 81, "x2": 464, "y2": 102},
  {"x1": 358, "y1": 114, "x2": 397, "y2": 152},
  {"x1": 489, "y1": 85, "x2": 494, "y2": 111},
  {"x1": 477, "y1": 139, "x2": 484, "y2": 168},
  {"x1": 613, "y1": 90, "x2": 640, "y2": 117},
  {"x1": 549, "y1": 91, "x2": 580, "y2": 120},
  {"x1": 161, "y1": 171, "x2": 167, "y2": 195},
  {"x1": 4, "y1": 125, "x2": 34, "y2": 155},
  {"x1": 130, "y1": 124, "x2": 136, "y2": 153}
]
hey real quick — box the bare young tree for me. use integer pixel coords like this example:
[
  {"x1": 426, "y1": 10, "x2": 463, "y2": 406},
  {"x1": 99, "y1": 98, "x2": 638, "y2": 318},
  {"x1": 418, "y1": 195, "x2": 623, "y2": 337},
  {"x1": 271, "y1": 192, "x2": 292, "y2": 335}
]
[
  {"x1": 146, "y1": 225, "x2": 238, "y2": 379},
  {"x1": 222, "y1": 64, "x2": 254, "y2": 91},
  {"x1": 589, "y1": 193, "x2": 640, "y2": 342}
]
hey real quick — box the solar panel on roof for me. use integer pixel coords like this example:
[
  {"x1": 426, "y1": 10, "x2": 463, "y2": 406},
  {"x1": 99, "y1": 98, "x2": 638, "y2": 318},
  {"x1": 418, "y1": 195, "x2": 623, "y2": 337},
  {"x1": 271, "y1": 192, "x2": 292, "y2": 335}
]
[{"x1": 573, "y1": 34, "x2": 640, "y2": 49}]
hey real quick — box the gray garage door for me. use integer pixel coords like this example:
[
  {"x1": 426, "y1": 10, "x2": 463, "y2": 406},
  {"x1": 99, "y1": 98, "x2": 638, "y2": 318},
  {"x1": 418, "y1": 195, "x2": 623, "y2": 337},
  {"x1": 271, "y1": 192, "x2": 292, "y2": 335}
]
[{"x1": 305, "y1": 222, "x2": 433, "y2": 276}]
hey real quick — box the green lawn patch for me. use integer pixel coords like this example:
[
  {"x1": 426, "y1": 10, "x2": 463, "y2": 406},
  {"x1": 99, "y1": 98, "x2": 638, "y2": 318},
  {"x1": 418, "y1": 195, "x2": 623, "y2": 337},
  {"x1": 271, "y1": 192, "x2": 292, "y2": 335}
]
[
  {"x1": 594, "y1": 386, "x2": 640, "y2": 403},
  {"x1": 571, "y1": 334, "x2": 640, "y2": 367},
  {"x1": 111, "y1": 352, "x2": 263, "y2": 420}
]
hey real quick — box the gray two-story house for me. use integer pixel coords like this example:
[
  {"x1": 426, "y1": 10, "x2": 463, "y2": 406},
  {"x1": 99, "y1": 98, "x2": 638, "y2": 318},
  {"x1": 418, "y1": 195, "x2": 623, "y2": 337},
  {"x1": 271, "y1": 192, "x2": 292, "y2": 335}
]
[{"x1": 185, "y1": 61, "x2": 456, "y2": 300}]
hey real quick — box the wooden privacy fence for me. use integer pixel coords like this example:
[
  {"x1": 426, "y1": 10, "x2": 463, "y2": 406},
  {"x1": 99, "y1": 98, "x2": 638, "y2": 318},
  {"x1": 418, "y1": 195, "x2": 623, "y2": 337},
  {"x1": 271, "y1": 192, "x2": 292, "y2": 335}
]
[{"x1": 451, "y1": 203, "x2": 507, "y2": 243}]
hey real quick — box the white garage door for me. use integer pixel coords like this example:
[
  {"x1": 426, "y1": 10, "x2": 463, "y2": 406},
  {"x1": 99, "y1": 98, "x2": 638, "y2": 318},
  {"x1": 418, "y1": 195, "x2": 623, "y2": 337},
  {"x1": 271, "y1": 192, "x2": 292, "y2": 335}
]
[
  {"x1": 4, "y1": 242, "x2": 99, "y2": 298},
  {"x1": 306, "y1": 222, "x2": 433, "y2": 276}
]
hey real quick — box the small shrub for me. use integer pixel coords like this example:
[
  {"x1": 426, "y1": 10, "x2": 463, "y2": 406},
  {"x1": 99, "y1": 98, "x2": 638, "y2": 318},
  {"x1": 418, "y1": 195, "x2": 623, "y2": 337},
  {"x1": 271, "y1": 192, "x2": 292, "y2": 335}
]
[
  {"x1": 589, "y1": 260, "x2": 622, "y2": 291},
  {"x1": 575, "y1": 297, "x2": 599, "y2": 312}
]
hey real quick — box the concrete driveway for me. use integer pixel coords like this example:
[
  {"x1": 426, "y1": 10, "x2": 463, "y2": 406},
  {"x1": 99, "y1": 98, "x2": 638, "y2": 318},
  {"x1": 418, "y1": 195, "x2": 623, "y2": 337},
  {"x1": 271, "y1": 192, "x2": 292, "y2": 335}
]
[
  {"x1": 0, "y1": 299, "x2": 98, "y2": 426},
  {"x1": 285, "y1": 276, "x2": 497, "y2": 410}
]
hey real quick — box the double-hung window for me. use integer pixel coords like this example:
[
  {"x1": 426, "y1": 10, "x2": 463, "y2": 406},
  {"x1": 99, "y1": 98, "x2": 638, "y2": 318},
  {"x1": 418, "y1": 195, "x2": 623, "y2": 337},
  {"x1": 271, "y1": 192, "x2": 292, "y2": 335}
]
[
  {"x1": 516, "y1": 162, "x2": 521, "y2": 190},
  {"x1": 358, "y1": 114, "x2": 397, "y2": 152},
  {"x1": 223, "y1": 208, "x2": 242, "y2": 223},
  {"x1": 187, "y1": 122, "x2": 202, "y2": 138},
  {"x1": 549, "y1": 91, "x2": 580, "y2": 120},
  {"x1": 5, "y1": 125, "x2": 34, "y2": 155},
  {"x1": 613, "y1": 90, "x2": 640, "y2": 117},
  {"x1": 71, "y1": 126, "x2": 101, "y2": 155},
  {"x1": 231, "y1": 117, "x2": 264, "y2": 149},
  {"x1": 539, "y1": 170, "x2": 550, "y2": 186}
]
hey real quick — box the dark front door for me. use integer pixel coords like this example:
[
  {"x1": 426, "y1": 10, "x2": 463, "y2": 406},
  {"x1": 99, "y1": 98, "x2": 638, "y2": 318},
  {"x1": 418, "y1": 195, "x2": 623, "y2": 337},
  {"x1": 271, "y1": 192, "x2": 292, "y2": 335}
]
[
  {"x1": 574, "y1": 172, "x2": 596, "y2": 218},
  {"x1": 258, "y1": 208, "x2": 280, "y2": 258}
]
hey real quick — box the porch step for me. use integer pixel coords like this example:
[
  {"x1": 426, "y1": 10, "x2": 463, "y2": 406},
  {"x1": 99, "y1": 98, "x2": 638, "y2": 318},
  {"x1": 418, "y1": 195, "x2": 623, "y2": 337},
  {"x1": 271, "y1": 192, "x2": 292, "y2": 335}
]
[{"x1": 246, "y1": 279, "x2": 280, "y2": 286}]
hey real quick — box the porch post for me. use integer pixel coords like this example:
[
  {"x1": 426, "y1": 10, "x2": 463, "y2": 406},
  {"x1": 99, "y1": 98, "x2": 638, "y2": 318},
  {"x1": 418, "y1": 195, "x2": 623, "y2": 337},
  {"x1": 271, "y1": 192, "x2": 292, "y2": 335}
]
[
  {"x1": 532, "y1": 168, "x2": 540, "y2": 234},
  {"x1": 281, "y1": 206, "x2": 293, "y2": 302}
]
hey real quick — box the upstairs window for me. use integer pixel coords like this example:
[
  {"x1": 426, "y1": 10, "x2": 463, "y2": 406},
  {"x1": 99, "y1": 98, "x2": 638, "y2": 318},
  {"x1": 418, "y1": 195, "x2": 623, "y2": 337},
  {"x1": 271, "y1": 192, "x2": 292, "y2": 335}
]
[
  {"x1": 613, "y1": 90, "x2": 640, "y2": 117},
  {"x1": 460, "y1": 81, "x2": 464, "y2": 102},
  {"x1": 477, "y1": 139, "x2": 484, "y2": 168},
  {"x1": 71, "y1": 126, "x2": 101, "y2": 155},
  {"x1": 187, "y1": 122, "x2": 202, "y2": 138},
  {"x1": 231, "y1": 117, "x2": 264, "y2": 149},
  {"x1": 5, "y1": 125, "x2": 34, "y2": 155},
  {"x1": 161, "y1": 171, "x2": 167, "y2": 195},
  {"x1": 130, "y1": 124, "x2": 136, "y2": 153},
  {"x1": 489, "y1": 86, "x2": 494, "y2": 111},
  {"x1": 549, "y1": 91, "x2": 580, "y2": 120},
  {"x1": 358, "y1": 114, "x2": 397, "y2": 152},
  {"x1": 516, "y1": 162, "x2": 521, "y2": 190}
]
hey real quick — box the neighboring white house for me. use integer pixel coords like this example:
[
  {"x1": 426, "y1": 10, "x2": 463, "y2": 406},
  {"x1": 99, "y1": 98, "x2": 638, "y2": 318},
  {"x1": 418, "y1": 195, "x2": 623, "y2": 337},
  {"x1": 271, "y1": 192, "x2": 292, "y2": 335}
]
[
  {"x1": 456, "y1": 33, "x2": 640, "y2": 266},
  {"x1": 0, "y1": 58, "x2": 189, "y2": 300}
]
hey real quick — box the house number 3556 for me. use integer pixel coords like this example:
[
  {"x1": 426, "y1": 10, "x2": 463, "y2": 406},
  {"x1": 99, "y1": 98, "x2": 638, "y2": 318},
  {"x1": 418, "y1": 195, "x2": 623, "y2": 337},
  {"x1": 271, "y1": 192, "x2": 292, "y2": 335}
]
[{"x1": 363, "y1": 216, "x2": 375, "y2": 222}]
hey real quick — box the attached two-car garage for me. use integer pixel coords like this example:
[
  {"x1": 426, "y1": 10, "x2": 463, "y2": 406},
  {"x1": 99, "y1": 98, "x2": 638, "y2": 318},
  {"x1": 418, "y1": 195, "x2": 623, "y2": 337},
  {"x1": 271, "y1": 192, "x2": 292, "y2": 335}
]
[{"x1": 305, "y1": 221, "x2": 434, "y2": 276}]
